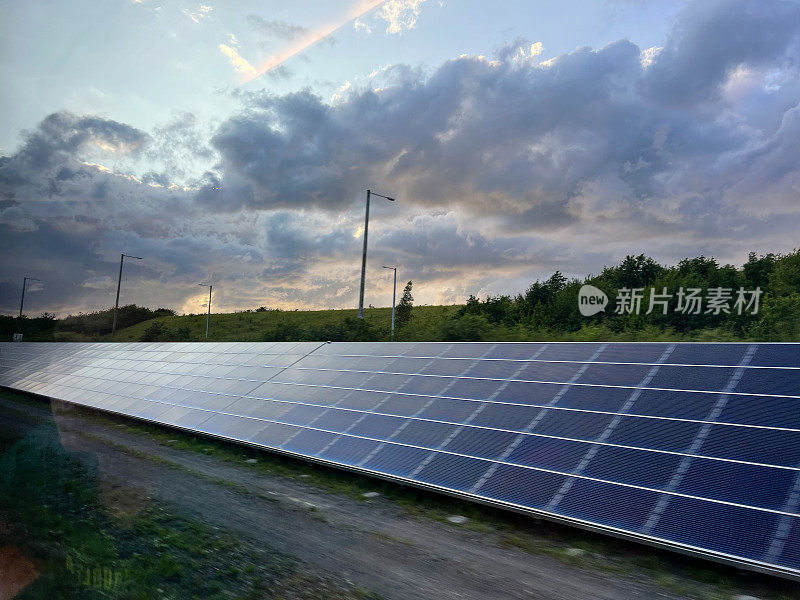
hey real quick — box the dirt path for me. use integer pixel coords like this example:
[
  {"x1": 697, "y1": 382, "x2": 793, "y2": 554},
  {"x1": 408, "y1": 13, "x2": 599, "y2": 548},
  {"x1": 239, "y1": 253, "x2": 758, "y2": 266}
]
[{"x1": 0, "y1": 396, "x2": 723, "y2": 599}]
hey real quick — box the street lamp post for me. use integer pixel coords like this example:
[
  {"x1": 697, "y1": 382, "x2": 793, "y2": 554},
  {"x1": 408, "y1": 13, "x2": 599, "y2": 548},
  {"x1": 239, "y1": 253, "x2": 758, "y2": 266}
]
[
  {"x1": 198, "y1": 283, "x2": 212, "y2": 339},
  {"x1": 18, "y1": 277, "x2": 41, "y2": 318},
  {"x1": 382, "y1": 266, "x2": 397, "y2": 341},
  {"x1": 112, "y1": 253, "x2": 142, "y2": 338},
  {"x1": 358, "y1": 189, "x2": 395, "y2": 318}
]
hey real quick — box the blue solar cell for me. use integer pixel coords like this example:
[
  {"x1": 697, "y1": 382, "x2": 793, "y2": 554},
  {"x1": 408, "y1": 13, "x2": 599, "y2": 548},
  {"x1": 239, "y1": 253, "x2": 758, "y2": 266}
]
[
  {"x1": 366, "y1": 373, "x2": 414, "y2": 392},
  {"x1": 628, "y1": 389, "x2": 717, "y2": 420},
  {"x1": 392, "y1": 420, "x2": 458, "y2": 449},
  {"x1": 273, "y1": 368, "x2": 337, "y2": 385},
  {"x1": 319, "y1": 436, "x2": 380, "y2": 466},
  {"x1": 251, "y1": 422, "x2": 302, "y2": 447},
  {"x1": 537, "y1": 344, "x2": 605, "y2": 362},
  {"x1": 478, "y1": 464, "x2": 567, "y2": 508},
  {"x1": 557, "y1": 479, "x2": 659, "y2": 531},
  {"x1": 606, "y1": 416, "x2": 702, "y2": 452},
  {"x1": 667, "y1": 344, "x2": 748, "y2": 366},
  {"x1": 468, "y1": 402, "x2": 541, "y2": 431},
  {"x1": 134, "y1": 400, "x2": 175, "y2": 420},
  {"x1": 554, "y1": 385, "x2": 632, "y2": 412},
  {"x1": 377, "y1": 394, "x2": 430, "y2": 416},
  {"x1": 446, "y1": 378, "x2": 505, "y2": 400},
  {"x1": 650, "y1": 366, "x2": 737, "y2": 392},
  {"x1": 442, "y1": 427, "x2": 518, "y2": 460},
  {"x1": 282, "y1": 429, "x2": 339, "y2": 454},
  {"x1": 717, "y1": 395, "x2": 800, "y2": 428},
  {"x1": 493, "y1": 381, "x2": 561, "y2": 405},
  {"x1": 581, "y1": 445, "x2": 682, "y2": 488},
  {"x1": 334, "y1": 390, "x2": 386, "y2": 411},
  {"x1": 506, "y1": 435, "x2": 589, "y2": 471},
  {"x1": 281, "y1": 404, "x2": 328, "y2": 426},
  {"x1": 651, "y1": 496, "x2": 778, "y2": 561},
  {"x1": 311, "y1": 409, "x2": 362, "y2": 433},
  {"x1": 515, "y1": 361, "x2": 582, "y2": 383},
  {"x1": 416, "y1": 453, "x2": 487, "y2": 491},
  {"x1": 676, "y1": 458, "x2": 796, "y2": 510},
  {"x1": 419, "y1": 359, "x2": 474, "y2": 376},
  {"x1": 750, "y1": 345, "x2": 800, "y2": 368},
  {"x1": 700, "y1": 425, "x2": 800, "y2": 467},
  {"x1": 198, "y1": 413, "x2": 268, "y2": 441},
  {"x1": 596, "y1": 344, "x2": 669, "y2": 364},
  {"x1": 440, "y1": 343, "x2": 500, "y2": 358},
  {"x1": 417, "y1": 397, "x2": 478, "y2": 423},
  {"x1": 349, "y1": 413, "x2": 405, "y2": 439},
  {"x1": 395, "y1": 376, "x2": 453, "y2": 396},
  {"x1": 735, "y1": 368, "x2": 800, "y2": 397},
  {"x1": 462, "y1": 360, "x2": 527, "y2": 380},
  {"x1": 775, "y1": 516, "x2": 800, "y2": 569},
  {"x1": 532, "y1": 409, "x2": 613, "y2": 441},
  {"x1": 225, "y1": 398, "x2": 293, "y2": 421},
  {"x1": 578, "y1": 363, "x2": 652, "y2": 387},
  {"x1": 362, "y1": 444, "x2": 432, "y2": 477},
  {"x1": 377, "y1": 394, "x2": 432, "y2": 417},
  {"x1": 485, "y1": 344, "x2": 549, "y2": 360},
  {"x1": 328, "y1": 371, "x2": 377, "y2": 388}
]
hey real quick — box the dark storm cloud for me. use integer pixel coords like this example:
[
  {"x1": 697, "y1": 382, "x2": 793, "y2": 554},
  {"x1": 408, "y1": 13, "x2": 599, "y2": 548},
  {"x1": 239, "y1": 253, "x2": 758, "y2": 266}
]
[
  {"x1": 643, "y1": 0, "x2": 800, "y2": 106},
  {"x1": 205, "y1": 0, "x2": 800, "y2": 242},
  {"x1": 12, "y1": 112, "x2": 148, "y2": 172}
]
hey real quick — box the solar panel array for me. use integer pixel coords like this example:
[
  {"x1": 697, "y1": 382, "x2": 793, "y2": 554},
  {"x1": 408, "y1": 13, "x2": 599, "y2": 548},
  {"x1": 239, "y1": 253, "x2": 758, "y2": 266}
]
[{"x1": 1, "y1": 341, "x2": 799, "y2": 579}]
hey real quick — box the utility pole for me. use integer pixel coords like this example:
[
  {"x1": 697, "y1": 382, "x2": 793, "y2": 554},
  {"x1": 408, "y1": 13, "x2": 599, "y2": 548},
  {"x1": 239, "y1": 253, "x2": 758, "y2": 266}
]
[
  {"x1": 112, "y1": 253, "x2": 142, "y2": 338},
  {"x1": 18, "y1": 277, "x2": 40, "y2": 318},
  {"x1": 383, "y1": 266, "x2": 397, "y2": 340},
  {"x1": 199, "y1": 283, "x2": 212, "y2": 339},
  {"x1": 358, "y1": 189, "x2": 394, "y2": 318}
]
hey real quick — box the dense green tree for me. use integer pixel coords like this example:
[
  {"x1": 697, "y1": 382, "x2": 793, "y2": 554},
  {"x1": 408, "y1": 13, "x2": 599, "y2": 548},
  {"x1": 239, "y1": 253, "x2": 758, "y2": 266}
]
[{"x1": 396, "y1": 281, "x2": 414, "y2": 327}]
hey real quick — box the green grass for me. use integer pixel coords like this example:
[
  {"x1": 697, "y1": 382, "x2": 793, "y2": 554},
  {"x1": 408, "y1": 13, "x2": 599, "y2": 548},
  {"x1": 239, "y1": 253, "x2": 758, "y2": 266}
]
[
  {"x1": 84, "y1": 305, "x2": 460, "y2": 343},
  {"x1": 64, "y1": 304, "x2": 763, "y2": 343}
]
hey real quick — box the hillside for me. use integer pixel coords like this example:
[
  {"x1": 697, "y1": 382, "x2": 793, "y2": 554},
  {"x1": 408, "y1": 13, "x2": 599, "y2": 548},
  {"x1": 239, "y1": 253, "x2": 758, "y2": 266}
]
[{"x1": 78, "y1": 305, "x2": 462, "y2": 343}]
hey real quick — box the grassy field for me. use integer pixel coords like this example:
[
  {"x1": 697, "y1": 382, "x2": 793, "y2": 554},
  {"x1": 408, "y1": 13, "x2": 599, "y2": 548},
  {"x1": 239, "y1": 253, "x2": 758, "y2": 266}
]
[
  {"x1": 76, "y1": 305, "x2": 462, "y2": 343},
  {"x1": 49, "y1": 304, "x2": 769, "y2": 344}
]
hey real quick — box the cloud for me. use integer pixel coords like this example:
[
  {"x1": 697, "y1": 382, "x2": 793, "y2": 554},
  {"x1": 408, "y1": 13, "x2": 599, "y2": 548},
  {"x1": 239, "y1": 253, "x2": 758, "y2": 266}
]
[
  {"x1": 247, "y1": 15, "x2": 308, "y2": 42},
  {"x1": 218, "y1": 44, "x2": 259, "y2": 79},
  {"x1": 182, "y1": 4, "x2": 212, "y2": 24},
  {"x1": 353, "y1": 19, "x2": 372, "y2": 34},
  {"x1": 380, "y1": 0, "x2": 428, "y2": 34},
  {"x1": 2, "y1": 0, "x2": 800, "y2": 316}
]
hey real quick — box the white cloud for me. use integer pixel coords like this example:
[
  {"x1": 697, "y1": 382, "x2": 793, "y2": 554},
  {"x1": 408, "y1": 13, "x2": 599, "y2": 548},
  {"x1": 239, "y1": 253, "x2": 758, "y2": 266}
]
[
  {"x1": 353, "y1": 18, "x2": 372, "y2": 34},
  {"x1": 380, "y1": 0, "x2": 428, "y2": 34},
  {"x1": 218, "y1": 44, "x2": 258, "y2": 79},
  {"x1": 181, "y1": 4, "x2": 212, "y2": 24}
]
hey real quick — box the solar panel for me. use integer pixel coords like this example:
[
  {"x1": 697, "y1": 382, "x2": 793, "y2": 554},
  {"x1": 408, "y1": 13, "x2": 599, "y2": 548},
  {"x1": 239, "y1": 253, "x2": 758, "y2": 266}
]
[{"x1": 1, "y1": 341, "x2": 799, "y2": 579}]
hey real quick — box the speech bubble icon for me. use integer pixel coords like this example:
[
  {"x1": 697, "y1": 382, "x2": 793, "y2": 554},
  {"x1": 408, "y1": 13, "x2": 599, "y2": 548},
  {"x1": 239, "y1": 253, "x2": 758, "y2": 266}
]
[{"x1": 578, "y1": 284, "x2": 608, "y2": 316}]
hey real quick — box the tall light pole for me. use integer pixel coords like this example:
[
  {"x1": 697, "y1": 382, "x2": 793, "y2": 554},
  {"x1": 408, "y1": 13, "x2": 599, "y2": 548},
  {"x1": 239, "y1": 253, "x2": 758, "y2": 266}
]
[
  {"x1": 358, "y1": 189, "x2": 395, "y2": 318},
  {"x1": 198, "y1": 283, "x2": 212, "y2": 339},
  {"x1": 382, "y1": 266, "x2": 397, "y2": 341},
  {"x1": 112, "y1": 253, "x2": 142, "y2": 338},
  {"x1": 18, "y1": 277, "x2": 41, "y2": 318}
]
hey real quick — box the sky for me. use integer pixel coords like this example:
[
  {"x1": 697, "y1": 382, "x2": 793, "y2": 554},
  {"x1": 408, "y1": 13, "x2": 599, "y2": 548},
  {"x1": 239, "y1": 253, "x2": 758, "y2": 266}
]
[{"x1": 1, "y1": 0, "x2": 799, "y2": 317}]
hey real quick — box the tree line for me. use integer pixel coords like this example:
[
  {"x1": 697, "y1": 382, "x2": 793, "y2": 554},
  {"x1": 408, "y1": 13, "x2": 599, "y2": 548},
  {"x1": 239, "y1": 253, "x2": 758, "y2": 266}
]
[{"x1": 2, "y1": 251, "x2": 798, "y2": 342}]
